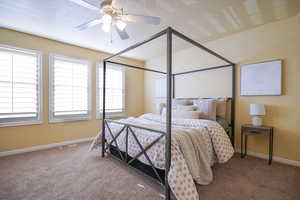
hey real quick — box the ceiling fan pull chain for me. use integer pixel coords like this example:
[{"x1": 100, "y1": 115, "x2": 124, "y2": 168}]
[{"x1": 110, "y1": 23, "x2": 113, "y2": 44}]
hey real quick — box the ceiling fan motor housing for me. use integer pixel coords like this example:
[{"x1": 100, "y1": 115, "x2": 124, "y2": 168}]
[
  {"x1": 101, "y1": 0, "x2": 113, "y2": 11},
  {"x1": 101, "y1": 0, "x2": 121, "y2": 18}
]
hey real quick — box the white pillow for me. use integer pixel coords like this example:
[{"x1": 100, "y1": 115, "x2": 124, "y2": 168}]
[
  {"x1": 172, "y1": 99, "x2": 193, "y2": 109},
  {"x1": 161, "y1": 108, "x2": 204, "y2": 119},
  {"x1": 176, "y1": 105, "x2": 197, "y2": 111},
  {"x1": 174, "y1": 99, "x2": 193, "y2": 105},
  {"x1": 193, "y1": 99, "x2": 217, "y2": 121}
]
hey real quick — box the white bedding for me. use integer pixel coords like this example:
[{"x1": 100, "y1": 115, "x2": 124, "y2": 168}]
[{"x1": 90, "y1": 113, "x2": 234, "y2": 200}]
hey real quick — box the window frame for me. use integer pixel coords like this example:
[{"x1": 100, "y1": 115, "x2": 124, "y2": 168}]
[
  {"x1": 48, "y1": 54, "x2": 91, "y2": 123},
  {"x1": 0, "y1": 44, "x2": 43, "y2": 127},
  {"x1": 96, "y1": 61, "x2": 126, "y2": 119}
]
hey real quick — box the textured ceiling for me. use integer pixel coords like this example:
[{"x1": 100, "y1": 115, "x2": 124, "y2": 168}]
[{"x1": 0, "y1": 0, "x2": 299, "y2": 60}]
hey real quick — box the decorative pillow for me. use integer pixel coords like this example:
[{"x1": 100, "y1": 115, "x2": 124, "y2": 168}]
[
  {"x1": 175, "y1": 99, "x2": 194, "y2": 105},
  {"x1": 193, "y1": 99, "x2": 217, "y2": 121},
  {"x1": 161, "y1": 108, "x2": 204, "y2": 119},
  {"x1": 176, "y1": 105, "x2": 197, "y2": 111},
  {"x1": 172, "y1": 99, "x2": 193, "y2": 109},
  {"x1": 216, "y1": 99, "x2": 227, "y2": 119}
]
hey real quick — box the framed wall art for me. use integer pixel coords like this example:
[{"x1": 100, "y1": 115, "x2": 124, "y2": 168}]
[{"x1": 240, "y1": 60, "x2": 282, "y2": 96}]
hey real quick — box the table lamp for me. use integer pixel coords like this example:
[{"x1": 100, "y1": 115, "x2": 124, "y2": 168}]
[{"x1": 250, "y1": 104, "x2": 265, "y2": 126}]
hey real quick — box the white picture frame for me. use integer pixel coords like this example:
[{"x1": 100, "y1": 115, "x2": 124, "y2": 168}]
[{"x1": 240, "y1": 60, "x2": 282, "y2": 96}]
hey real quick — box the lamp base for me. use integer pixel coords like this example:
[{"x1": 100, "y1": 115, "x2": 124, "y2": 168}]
[{"x1": 252, "y1": 116, "x2": 263, "y2": 126}]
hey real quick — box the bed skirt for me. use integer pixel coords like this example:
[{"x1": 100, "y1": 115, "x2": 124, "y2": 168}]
[{"x1": 109, "y1": 145, "x2": 165, "y2": 184}]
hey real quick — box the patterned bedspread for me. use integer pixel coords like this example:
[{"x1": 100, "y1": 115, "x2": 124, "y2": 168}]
[{"x1": 90, "y1": 114, "x2": 234, "y2": 200}]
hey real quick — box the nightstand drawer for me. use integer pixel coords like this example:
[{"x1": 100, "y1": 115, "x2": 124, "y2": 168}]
[{"x1": 242, "y1": 126, "x2": 270, "y2": 136}]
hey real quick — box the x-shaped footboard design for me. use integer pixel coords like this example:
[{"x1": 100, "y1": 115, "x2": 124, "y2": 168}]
[{"x1": 104, "y1": 119, "x2": 166, "y2": 184}]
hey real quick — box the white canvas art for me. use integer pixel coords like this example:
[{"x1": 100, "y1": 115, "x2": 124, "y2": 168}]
[{"x1": 241, "y1": 60, "x2": 282, "y2": 96}]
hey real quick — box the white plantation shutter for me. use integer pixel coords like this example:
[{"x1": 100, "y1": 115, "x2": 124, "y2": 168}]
[
  {"x1": 49, "y1": 55, "x2": 91, "y2": 122},
  {"x1": 97, "y1": 62, "x2": 125, "y2": 118},
  {"x1": 0, "y1": 45, "x2": 42, "y2": 127}
]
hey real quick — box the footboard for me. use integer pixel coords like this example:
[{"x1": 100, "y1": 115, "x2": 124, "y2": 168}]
[{"x1": 102, "y1": 119, "x2": 166, "y2": 184}]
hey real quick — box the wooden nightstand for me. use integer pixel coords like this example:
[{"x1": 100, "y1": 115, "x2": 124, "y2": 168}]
[{"x1": 241, "y1": 124, "x2": 274, "y2": 165}]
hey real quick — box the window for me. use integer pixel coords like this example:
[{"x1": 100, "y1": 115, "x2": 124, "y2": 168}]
[
  {"x1": 49, "y1": 54, "x2": 91, "y2": 122},
  {"x1": 96, "y1": 62, "x2": 125, "y2": 119},
  {"x1": 0, "y1": 45, "x2": 42, "y2": 127}
]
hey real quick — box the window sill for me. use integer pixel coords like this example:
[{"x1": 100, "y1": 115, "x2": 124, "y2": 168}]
[
  {"x1": 96, "y1": 112, "x2": 126, "y2": 120},
  {"x1": 48, "y1": 116, "x2": 92, "y2": 123},
  {"x1": 0, "y1": 120, "x2": 43, "y2": 128}
]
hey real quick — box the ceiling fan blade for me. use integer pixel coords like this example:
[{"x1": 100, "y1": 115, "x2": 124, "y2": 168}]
[
  {"x1": 76, "y1": 18, "x2": 103, "y2": 30},
  {"x1": 122, "y1": 14, "x2": 161, "y2": 25},
  {"x1": 115, "y1": 26, "x2": 129, "y2": 40},
  {"x1": 68, "y1": 0, "x2": 100, "y2": 11}
]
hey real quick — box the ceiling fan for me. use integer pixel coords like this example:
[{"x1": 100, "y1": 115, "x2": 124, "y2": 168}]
[{"x1": 69, "y1": 0, "x2": 161, "y2": 40}]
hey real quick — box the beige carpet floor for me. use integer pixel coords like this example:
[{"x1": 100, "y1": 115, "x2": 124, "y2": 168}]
[{"x1": 0, "y1": 142, "x2": 299, "y2": 200}]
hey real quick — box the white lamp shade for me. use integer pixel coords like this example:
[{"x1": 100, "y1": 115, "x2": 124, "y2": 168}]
[{"x1": 250, "y1": 104, "x2": 265, "y2": 116}]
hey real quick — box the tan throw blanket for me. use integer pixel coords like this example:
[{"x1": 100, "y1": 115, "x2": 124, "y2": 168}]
[{"x1": 173, "y1": 127, "x2": 213, "y2": 185}]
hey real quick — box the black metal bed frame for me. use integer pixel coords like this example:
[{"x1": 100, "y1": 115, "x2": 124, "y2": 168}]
[{"x1": 101, "y1": 27, "x2": 235, "y2": 200}]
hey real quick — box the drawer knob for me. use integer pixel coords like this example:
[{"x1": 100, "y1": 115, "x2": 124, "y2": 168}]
[{"x1": 250, "y1": 131, "x2": 259, "y2": 134}]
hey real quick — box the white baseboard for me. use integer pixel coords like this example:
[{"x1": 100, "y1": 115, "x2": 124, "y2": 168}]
[
  {"x1": 0, "y1": 137, "x2": 94, "y2": 157},
  {"x1": 2, "y1": 141, "x2": 299, "y2": 168},
  {"x1": 235, "y1": 148, "x2": 300, "y2": 168}
]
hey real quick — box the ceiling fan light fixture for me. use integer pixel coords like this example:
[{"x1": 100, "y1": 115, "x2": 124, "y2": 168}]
[
  {"x1": 102, "y1": 23, "x2": 111, "y2": 32},
  {"x1": 115, "y1": 20, "x2": 127, "y2": 31},
  {"x1": 102, "y1": 14, "x2": 112, "y2": 24}
]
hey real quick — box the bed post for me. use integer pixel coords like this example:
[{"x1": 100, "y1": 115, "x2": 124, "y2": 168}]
[
  {"x1": 165, "y1": 27, "x2": 172, "y2": 200},
  {"x1": 231, "y1": 64, "x2": 236, "y2": 147},
  {"x1": 172, "y1": 74, "x2": 175, "y2": 98},
  {"x1": 101, "y1": 60, "x2": 107, "y2": 157}
]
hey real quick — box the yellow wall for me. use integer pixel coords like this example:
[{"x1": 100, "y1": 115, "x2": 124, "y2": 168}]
[
  {"x1": 1, "y1": 14, "x2": 300, "y2": 163},
  {"x1": 144, "y1": 15, "x2": 300, "y2": 162},
  {"x1": 144, "y1": 45, "x2": 233, "y2": 113},
  {"x1": 0, "y1": 28, "x2": 145, "y2": 152}
]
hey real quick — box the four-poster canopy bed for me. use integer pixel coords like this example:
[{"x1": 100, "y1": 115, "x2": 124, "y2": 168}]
[{"x1": 97, "y1": 27, "x2": 235, "y2": 200}]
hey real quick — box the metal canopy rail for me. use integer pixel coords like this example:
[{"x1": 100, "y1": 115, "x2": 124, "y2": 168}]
[
  {"x1": 101, "y1": 27, "x2": 235, "y2": 200},
  {"x1": 107, "y1": 60, "x2": 166, "y2": 74},
  {"x1": 173, "y1": 64, "x2": 232, "y2": 76}
]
